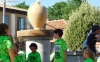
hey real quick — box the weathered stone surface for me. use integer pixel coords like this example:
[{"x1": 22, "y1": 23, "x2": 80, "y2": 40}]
[
  {"x1": 17, "y1": 30, "x2": 53, "y2": 62},
  {"x1": 17, "y1": 30, "x2": 53, "y2": 37}
]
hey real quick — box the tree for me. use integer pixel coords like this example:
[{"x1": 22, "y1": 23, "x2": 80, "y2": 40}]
[
  {"x1": 48, "y1": 0, "x2": 82, "y2": 20},
  {"x1": 48, "y1": 1, "x2": 67, "y2": 20},
  {"x1": 64, "y1": 2, "x2": 100, "y2": 51},
  {"x1": 15, "y1": 1, "x2": 29, "y2": 10},
  {"x1": 62, "y1": 0, "x2": 83, "y2": 20}
]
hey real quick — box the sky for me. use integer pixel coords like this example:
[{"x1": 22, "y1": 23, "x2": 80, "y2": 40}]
[{"x1": 1, "y1": 0, "x2": 100, "y2": 7}]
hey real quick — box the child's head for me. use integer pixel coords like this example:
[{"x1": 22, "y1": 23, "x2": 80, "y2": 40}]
[
  {"x1": 29, "y1": 43, "x2": 37, "y2": 53},
  {"x1": 92, "y1": 25, "x2": 100, "y2": 34},
  {"x1": 54, "y1": 29, "x2": 63, "y2": 39},
  {"x1": 83, "y1": 49, "x2": 95, "y2": 60},
  {"x1": 0, "y1": 23, "x2": 10, "y2": 36},
  {"x1": 94, "y1": 39, "x2": 100, "y2": 52}
]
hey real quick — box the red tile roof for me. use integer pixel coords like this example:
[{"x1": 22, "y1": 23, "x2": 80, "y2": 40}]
[{"x1": 46, "y1": 19, "x2": 68, "y2": 30}]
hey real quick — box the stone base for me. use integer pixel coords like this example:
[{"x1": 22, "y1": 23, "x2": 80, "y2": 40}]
[
  {"x1": 67, "y1": 51, "x2": 84, "y2": 62},
  {"x1": 17, "y1": 30, "x2": 53, "y2": 37},
  {"x1": 17, "y1": 30, "x2": 53, "y2": 62}
]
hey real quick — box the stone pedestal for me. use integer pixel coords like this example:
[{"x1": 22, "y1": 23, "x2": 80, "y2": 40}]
[
  {"x1": 68, "y1": 51, "x2": 84, "y2": 62},
  {"x1": 17, "y1": 30, "x2": 53, "y2": 62}
]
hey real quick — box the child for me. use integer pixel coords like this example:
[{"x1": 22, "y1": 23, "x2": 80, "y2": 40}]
[
  {"x1": 0, "y1": 23, "x2": 15, "y2": 62},
  {"x1": 83, "y1": 49, "x2": 95, "y2": 62},
  {"x1": 53, "y1": 29, "x2": 68, "y2": 62},
  {"x1": 94, "y1": 39, "x2": 100, "y2": 62},
  {"x1": 26, "y1": 43, "x2": 41, "y2": 62}
]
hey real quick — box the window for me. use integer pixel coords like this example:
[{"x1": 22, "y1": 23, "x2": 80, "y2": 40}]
[
  {"x1": 2, "y1": 15, "x2": 9, "y2": 25},
  {"x1": 17, "y1": 17, "x2": 25, "y2": 30}
]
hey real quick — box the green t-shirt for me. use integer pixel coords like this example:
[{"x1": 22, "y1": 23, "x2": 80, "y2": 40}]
[
  {"x1": 27, "y1": 51, "x2": 41, "y2": 62},
  {"x1": 14, "y1": 51, "x2": 26, "y2": 62},
  {"x1": 97, "y1": 57, "x2": 100, "y2": 62},
  {"x1": 54, "y1": 38, "x2": 68, "y2": 62},
  {"x1": 14, "y1": 55, "x2": 22, "y2": 62},
  {"x1": 84, "y1": 58, "x2": 94, "y2": 62},
  {"x1": 19, "y1": 51, "x2": 26, "y2": 62},
  {"x1": 0, "y1": 36, "x2": 14, "y2": 62}
]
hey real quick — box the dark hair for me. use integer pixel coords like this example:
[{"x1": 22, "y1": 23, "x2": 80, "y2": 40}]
[
  {"x1": 93, "y1": 39, "x2": 100, "y2": 44},
  {"x1": 29, "y1": 43, "x2": 37, "y2": 49},
  {"x1": 0, "y1": 23, "x2": 9, "y2": 36},
  {"x1": 92, "y1": 25, "x2": 100, "y2": 32},
  {"x1": 54, "y1": 29, "x2": 63, "y2": 37},
  {"x1": 96, "y1": 39, "x2": 100, "y2": 42}
]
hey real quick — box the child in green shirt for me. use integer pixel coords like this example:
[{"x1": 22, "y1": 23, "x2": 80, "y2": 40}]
[
  {"x1": 83, "y1": 49, "x2": 95, "y2": 62},
  {"x1": 0, "y1": 23, "x2": 15, "y2": 62},
  {"x1": 26, "y1": 43, "x2": 41, "y2": 62},
  {"x1": 53, "y1": 29, "x2": 68, "y2": 62}
]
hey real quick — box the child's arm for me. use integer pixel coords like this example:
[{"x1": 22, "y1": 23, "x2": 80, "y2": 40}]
[
  {"x1": 8, "y1": 48, "x2": 15, "y2": 62},
  {"x1": 9, "y1": 35, "x2": 18, "y2": 56},
  {"x1": 14, "y1": 44, "x2": 18, "y2": 56},
  {"x1": 64, "y1": 50, "x2": 67, "y2": 62},
  {"x1": 61, "y1": 40, "x2": 68, "y2": 62},
  {"x1": 7, "y1": 37, "x2": 15, "y2": 62}
]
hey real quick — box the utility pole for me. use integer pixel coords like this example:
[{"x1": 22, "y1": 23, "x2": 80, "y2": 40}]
[{"x1": 3, "y1": 0, "x2": 6, "y2": 23}]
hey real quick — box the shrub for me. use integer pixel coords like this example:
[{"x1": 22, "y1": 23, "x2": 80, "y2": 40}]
[{"x1": 64, "y1": 2, "x2": 100, "y2": 51}]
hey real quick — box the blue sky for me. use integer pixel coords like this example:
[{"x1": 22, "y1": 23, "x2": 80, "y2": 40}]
[{"x1": 4, "y1": 0, "x2": 100, "y2": 7}]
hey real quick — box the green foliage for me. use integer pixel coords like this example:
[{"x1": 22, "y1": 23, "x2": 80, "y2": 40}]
[
  {"x1": 15, "y1": 1, "x2": 29, "y2": 10},
  {"x1": 48, "y1": 0, "x2": 82, "y2": 20},
  {"x1": 64, "y1": 2, "x2": 100, "y2": 51},
  {"x1": 48, "y1": 2, "x2": 67, "y2": 20}
]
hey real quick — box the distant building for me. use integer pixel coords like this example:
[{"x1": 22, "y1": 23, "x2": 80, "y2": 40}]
[
  {"x1": 46, "y1": 19, "x2": 68, "y2": 31},
  {"x1": 0, "y1": 4, "x2": 32, "y2": 37}
]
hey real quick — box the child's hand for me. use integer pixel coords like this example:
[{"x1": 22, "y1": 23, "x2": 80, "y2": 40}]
[{"x1": 95, "y1": 34, "x2": 100, "y2": 39}]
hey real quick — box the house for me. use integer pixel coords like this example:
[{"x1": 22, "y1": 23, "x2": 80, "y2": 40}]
[
  {"x1": 0, "y1": 4, "x2": 32, "y2": 37},
  {"x1": 46, "y1": 19, "x2": 68, "y2": 31}
]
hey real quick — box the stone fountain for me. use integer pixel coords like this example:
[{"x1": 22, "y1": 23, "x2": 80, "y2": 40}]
[{"x1": 17, "y1": 0, "x2": 53, "y2": 62}]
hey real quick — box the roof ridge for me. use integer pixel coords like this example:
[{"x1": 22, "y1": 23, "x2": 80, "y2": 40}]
[{"x1": 0, "y1": 4, "x2": 27, "y2": 12}]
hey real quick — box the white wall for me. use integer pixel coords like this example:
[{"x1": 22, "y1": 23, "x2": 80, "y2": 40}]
[{"x1": 11, "y1": 13, "x2": 16, "y2": 37}]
